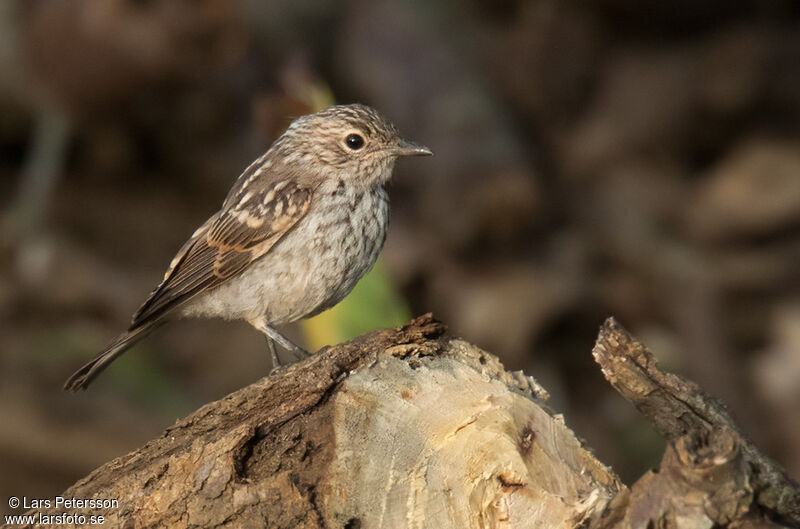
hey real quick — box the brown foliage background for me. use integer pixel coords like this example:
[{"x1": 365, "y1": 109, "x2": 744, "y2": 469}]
[{"x1": 1, "y1": 0, "x2": 799, "y2": 513}]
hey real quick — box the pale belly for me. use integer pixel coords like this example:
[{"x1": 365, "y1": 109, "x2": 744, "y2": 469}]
[{"x1": 180, "y1": 186, "x2": 389, "y2": 324}]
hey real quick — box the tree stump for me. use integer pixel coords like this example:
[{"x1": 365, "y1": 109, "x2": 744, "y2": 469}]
[{"x1": 7, "y1": 314, "x2": 800, "y2": 528}]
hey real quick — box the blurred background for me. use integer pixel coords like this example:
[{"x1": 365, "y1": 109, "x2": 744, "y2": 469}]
[{"x1": 1, "y1": 0, "x2": 799, "y2": 512}]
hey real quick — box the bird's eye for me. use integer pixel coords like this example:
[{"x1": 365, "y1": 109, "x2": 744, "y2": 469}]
[{"x1": 345, "y1": 133, "x2": 365, "y2": 150}]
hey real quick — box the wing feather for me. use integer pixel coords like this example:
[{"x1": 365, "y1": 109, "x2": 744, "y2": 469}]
[{"x1": 129, "y1": 180, "x2": 311, "y2": 329}]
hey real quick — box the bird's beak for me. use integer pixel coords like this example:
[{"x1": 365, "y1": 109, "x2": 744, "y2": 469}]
[{"x1": 392, "y1": 140, "x2": 433, "y2": 157}]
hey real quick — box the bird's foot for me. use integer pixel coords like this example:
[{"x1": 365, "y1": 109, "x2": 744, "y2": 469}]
[{"x1": 256, "y1": 322, "x2": 311, "y2": 373}]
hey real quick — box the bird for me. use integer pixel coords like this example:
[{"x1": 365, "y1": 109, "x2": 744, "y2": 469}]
[{"x1": 64, "y1": 103, "x2": 432, "y2": 391}]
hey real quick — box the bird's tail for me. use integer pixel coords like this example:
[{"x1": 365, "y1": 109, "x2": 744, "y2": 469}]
[{"x1": 63, "y1": 322, "x2": 157, "y2": 392}]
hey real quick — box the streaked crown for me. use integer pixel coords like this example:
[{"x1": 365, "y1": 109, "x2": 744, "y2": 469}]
[{"x1": 267, "y1": 104, "x2": 431, "y2": 186}]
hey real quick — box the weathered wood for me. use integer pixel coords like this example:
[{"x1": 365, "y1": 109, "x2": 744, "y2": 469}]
[
  {"x1": 8, "y1": 315, "x2": 799, "y2": 528},
  {"x1": 593, "y1": 318, "x2": 800, "y2": 528},
  {"x1": 11, "y1": 315, "x2": 621, "y2": 528}
]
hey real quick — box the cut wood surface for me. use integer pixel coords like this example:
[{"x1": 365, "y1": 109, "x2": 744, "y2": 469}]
[{"x1": 6, "y1": 314, "x2": 799, "y2": 528}]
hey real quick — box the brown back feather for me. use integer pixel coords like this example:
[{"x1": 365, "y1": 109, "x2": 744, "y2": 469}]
[{"x1": 130, "y1": 181, "x2": 312, "y2": 329}]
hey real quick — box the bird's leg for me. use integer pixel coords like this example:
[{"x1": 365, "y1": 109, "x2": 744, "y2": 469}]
[
  {"x1": 265, "y1": 337, "x2": 281, "y2": 372},
  {"x1": 260, "y1": 325, "x2": 310, "y2": 357},
  {"x1": 248, "y1": 317, "x2": 311, "y2": 366}
]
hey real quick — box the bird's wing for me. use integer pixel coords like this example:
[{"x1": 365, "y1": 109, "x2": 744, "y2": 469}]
[{"x1": 129, "y1": 180, "x2": 312, "y2": 329}]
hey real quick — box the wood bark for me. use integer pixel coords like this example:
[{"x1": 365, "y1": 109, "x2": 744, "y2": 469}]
[
  {"x1": 593, "y1": 318, "x2": 800, "y2": 528},
  {"x1": 7, "y1": 314, "x2": 799, "y2": 528}
]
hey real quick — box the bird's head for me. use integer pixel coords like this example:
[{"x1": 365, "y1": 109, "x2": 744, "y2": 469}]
[{"x1": 271, "y1": 104, "x2": 432, "y2": 187}]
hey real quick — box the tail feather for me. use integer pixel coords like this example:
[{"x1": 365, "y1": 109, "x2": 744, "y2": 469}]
[{"x1": 63, "y1": 323, "x2": 156, "y2": 392}]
